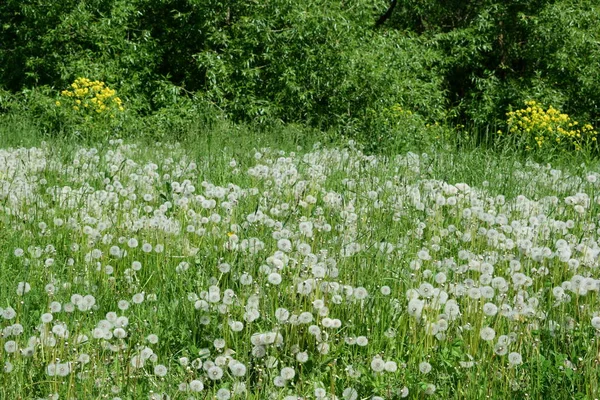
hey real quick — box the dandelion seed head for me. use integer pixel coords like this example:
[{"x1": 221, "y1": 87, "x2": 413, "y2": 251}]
[
  {"x1": 207, "y1": 365, "x2": 224, "y2": 380},
  {"x1": 508, "y1": 352, "x2": 523, "y2": 366},
  {"x1": 280, "y1": 366, "x2": 295, "y2": 380},
  {"x1": 419, "y1": 361, "x2": 432, "y2": 374},
  {"x1": 370, "y1": 356, "x2": 385, "y2": 372},
  {"x1": 189, "y1": 379, "x2": 204, "y2": 392},
  {"x1": 296, "y1": 351, "x2": 309, "y2": 363},
  {"x1": 480, "y1": 326, "x2": 496, "y2": 341},
  {"x1": 154, "y1": 364, "x2": 168, "y2": 377}
]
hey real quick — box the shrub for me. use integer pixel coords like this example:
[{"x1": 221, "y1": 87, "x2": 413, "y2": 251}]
[
  {"x1": 59, "y1": 77, "x2": 124, "y2": 117},
  {"x1": 53, "y1": 78, "x2": 126, "y2": 140},
  {"x1": 387, "y1": 0, "x2": 600, "y2": 140},
  {"x1": 356, "y1": 104, "x2": 450, "y2": 154},
  {"x1": 500, "y1": 100, "x2": 599, "y2": 155},
  {"x1": 0, "y1": 0, "x2": 447, "y2": 143},
  {"x1": 1, "y1": 79, "x2": 127, "y2": 141}
]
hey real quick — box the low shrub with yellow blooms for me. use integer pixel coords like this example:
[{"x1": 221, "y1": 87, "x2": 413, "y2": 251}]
[
  {"x1": 57, "y1": 78, "x2": 124, "y2": 119},
  {"x1": 500, "y1": 100, "x2": 598, "y2": 153}
]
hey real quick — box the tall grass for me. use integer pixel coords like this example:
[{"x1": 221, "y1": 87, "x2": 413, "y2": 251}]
[{"x1": 1, "y1": 124, "x2": 600, "y2": 399}]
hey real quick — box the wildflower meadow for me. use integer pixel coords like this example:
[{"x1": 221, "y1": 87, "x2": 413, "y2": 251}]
[
  {"x1": 1, "y1": 138, "x2": 600, "y2": 399},
  {"x1": 2, "y1": 1, "x2": 600, "y2": 398}
]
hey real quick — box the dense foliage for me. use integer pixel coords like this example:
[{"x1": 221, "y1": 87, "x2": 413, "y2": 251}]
[
  {"x1": 389, "y1": 0, "x2": 600, "y2": 130},
  {"x1": 0, "y1": 0, "x2": 599, "y2": 149}
]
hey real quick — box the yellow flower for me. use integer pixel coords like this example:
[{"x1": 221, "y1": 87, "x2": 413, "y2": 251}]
[
  {"x1": 62, "y1": 78, "x2": 123, "y2": 118},
  {"x1": 55, "y1": 101, "x2": 61, "y2": 106},
  {"x1": 506, "y1": 100, "x2": 597, "y2": 152}
]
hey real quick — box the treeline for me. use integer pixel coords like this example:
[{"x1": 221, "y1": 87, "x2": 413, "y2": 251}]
[{"x1": 1, "y1": 0, "x2": 599, "y2": 144}]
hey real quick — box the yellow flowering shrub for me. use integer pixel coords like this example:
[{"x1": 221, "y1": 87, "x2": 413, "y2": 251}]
[
  {"x1": 52, "y1": 78, "x2": 126, "y2": 139},
  {"x1": 501, "y1": 100, "x2": 598, "y2": 152},
  {"x1": 58, "y1": 78, "x2": 124, "y2": 119}
]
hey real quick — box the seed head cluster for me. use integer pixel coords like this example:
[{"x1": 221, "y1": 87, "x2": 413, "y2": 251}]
[{"x1": 0, "y1": 140, "x2": 599, "y2": 398}]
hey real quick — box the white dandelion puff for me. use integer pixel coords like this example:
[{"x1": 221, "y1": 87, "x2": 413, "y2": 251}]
[
  {"x1": 154, "y1": 364, "x2": 168, "y2": 377},
  {"x1": 370, "y1": 356, "x2": 385, "y2": 372},
  {"x1": 479, "y1": 327, "x2": 496, "y2": 341},
  {"x1": 207, "y1": 365, "x2": 224, "y2": 380},
  {"x1": 419, "y1": 361, "x2": 432, "y2": 374},
  {"x1": 508, "y1": 352, "x2": 523, "y2": 366}
]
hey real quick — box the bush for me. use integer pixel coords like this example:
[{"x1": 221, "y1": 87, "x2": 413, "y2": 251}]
[
  {"x1": 9, "y1": 79, "x2": 127, "y2": 141},
  {"x1": 2, "y1": 0, "x2": 600, "y2": 154},
  {"x1": 387, "y1": 0, "x2": 600, "y2": 139},
  {"x1": 499, "y1": 100, "x2": 599, "y2": 156},
  {"x1": 54, "y1": 78, "x2": 125, "y2": 139},
  {"x1": 1, "y1": 80, "x2": 220, "y2": 143},
  {"x1": 0, "y1": 0, "x2": 447, "y2": 144},
  {"x1": 354, "y1": 104, "x2": 450, "y2": 154}
]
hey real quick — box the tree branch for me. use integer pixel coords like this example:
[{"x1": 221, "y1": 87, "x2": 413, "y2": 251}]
[{"x1": 375, "y1": 0, "x2": 398, "y2": 27}]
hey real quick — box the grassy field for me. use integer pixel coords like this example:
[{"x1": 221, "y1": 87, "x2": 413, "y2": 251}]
[{"x1": 1, "y1": 123, "x2": 600, "y2": 400}]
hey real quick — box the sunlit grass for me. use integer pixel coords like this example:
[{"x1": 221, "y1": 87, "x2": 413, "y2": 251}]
[{"x1": 1, "y1": 132, "x2": 600, "y2": 399}]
